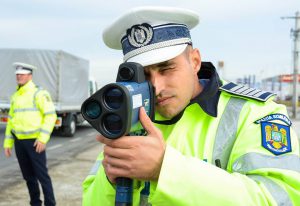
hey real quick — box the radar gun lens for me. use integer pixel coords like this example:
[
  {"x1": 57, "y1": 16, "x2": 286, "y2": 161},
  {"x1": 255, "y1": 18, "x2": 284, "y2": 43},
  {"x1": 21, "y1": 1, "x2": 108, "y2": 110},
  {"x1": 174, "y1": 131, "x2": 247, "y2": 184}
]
[
  {"x1": 103, "y1": 114, "x2": 123, "y2": 135},
  {"x1": 104, "y1": 88, "x2": 123, "y2": 109},
  {"x1": 85, "y1": 101, "x2": 101, "y2": 119}
]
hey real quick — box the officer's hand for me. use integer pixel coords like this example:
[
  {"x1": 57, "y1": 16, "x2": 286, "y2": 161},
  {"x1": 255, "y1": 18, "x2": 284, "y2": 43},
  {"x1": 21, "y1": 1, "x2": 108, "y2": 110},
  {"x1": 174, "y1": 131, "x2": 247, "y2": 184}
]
[
  {"x1": 4, "y1": 148, "x2": 12, "y2": 157},
  {"x1": 98, "y1": 107, "x2": 166, "y2": 184},
  {"x1": 34, "y1": 140, "x2": 46, "y2": 153}
]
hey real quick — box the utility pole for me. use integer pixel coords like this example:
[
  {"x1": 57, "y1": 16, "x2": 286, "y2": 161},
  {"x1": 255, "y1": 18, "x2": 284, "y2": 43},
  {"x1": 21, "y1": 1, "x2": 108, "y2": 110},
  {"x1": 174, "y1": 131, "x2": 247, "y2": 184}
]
[
  {"x1": 281, "y1": 11, "x2": 300, "y2": 119},
  {"x1": 218, "y1": 61, "x2": 224, "y2": 79}
]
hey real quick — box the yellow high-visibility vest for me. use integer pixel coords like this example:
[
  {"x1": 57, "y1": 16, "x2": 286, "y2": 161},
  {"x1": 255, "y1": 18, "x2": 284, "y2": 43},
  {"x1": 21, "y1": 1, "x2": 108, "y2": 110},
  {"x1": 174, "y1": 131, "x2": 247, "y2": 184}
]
[
  {"x1": 82, "y1": 87, "x2": 300, "y2": 206},
  {"x1": 3, "y1": 80, "x2": 57, "y2": 148}
]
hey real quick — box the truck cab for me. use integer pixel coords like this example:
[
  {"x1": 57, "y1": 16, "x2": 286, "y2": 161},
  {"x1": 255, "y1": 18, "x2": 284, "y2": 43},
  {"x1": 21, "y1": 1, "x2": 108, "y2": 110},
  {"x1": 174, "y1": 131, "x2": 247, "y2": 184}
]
[{"x1": 55, "y1": 78, "x2": 98, "y2": 137}]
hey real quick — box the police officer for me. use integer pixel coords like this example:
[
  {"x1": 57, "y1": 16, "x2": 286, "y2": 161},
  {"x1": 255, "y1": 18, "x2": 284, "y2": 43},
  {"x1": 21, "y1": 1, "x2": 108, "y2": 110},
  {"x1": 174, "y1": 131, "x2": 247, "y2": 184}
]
[
  {"x1": 82, "y1": 7, "x2": 300, "y2": 205},
  {"x1": 3, "y1": 62, "x2": 57, "y2": 206}
]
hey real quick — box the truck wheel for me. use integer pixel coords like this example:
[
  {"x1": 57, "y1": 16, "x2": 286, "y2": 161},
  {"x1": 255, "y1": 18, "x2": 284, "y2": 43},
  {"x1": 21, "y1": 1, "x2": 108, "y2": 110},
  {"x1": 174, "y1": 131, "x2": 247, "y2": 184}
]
[{"x1": 62, "y1": 115, "x2": 76, "y2": 137}]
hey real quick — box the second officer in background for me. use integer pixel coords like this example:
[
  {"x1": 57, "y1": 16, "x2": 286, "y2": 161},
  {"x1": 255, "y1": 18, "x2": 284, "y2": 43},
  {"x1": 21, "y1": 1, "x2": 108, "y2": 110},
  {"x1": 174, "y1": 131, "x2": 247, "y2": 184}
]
[{"x1": 3, "y1": 62, "x2": 57, "y2": 206}]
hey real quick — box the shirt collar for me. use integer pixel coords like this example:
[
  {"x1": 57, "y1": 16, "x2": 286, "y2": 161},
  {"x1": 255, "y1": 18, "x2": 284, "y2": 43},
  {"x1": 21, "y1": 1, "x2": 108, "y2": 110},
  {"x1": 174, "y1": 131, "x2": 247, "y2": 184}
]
[{"x1": 190, "y1": 62, "x2": 222, "y2": 117}]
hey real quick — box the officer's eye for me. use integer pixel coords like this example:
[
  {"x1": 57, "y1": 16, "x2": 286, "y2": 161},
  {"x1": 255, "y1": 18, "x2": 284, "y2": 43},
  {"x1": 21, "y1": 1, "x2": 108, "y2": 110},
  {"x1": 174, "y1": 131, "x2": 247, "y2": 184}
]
[{"x1": 160, "y1": 66, "x2": 174, "y2": 74}]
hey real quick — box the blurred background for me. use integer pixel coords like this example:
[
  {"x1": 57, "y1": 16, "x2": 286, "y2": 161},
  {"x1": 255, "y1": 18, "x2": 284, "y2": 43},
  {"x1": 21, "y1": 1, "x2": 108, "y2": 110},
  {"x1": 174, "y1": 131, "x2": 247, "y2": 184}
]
[
  {"x1": 0, "y1": 1, "x2": 298, "y2": 82},
  {"x1": 1, "y1": 1, "x2": 299, "y2": 114},
  {"x1": 0, "y1": 1, "x2": 299, "y2": 204}
]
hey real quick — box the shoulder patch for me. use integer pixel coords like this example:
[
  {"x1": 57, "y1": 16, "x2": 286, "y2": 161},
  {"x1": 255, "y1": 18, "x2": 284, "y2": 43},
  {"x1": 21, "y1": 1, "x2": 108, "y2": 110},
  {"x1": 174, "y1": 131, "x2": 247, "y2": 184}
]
[
  {"x1": 43, "y1": 93, "x2": 51, "y2": 102},
  {"x1": 256, "y1": 114, "x2": 292, "y2": 155},
  {"x1": 220, "y1": 82, "x2": 275, "y2": 102},
  {"x1": 261, "y1": 122, "x2": 291, "y2": 155}
]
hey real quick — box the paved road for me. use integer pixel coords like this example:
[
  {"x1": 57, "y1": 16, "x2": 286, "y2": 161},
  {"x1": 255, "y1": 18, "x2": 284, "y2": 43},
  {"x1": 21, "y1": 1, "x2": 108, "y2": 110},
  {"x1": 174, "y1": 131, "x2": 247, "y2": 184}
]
[{"x1": 0, "y1": 124, "x2": 98, "y2": 189}]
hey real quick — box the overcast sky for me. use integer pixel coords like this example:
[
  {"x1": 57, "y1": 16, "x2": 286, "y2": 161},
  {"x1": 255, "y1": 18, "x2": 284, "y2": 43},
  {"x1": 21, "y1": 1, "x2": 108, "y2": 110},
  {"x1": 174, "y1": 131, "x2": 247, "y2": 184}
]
[{"x1": 0, "y1": 0, "x2": 299, "y2": 86}]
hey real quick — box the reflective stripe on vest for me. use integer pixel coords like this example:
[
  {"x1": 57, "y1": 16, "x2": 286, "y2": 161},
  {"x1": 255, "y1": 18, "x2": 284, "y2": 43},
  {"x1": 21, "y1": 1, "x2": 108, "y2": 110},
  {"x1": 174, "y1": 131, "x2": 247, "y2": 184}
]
[
  {"x1": 232, "y1": 152, "x2": 300, "y2": 173},
  {"x1": 11, "y1": 128, "x2": 40, "y2": 135},
  {"x1": 44, "y1": 111, "x2": 56, "y2": 115},
  {"x1": 212, "y1": 97, "x2": 247, "y2": 169},
  {"x1": 33, "y1": 87, "x2": 42, "y2": 108},
  {"x1": 248, "y1": 175, "x2": 293, "y2": 206},
  {"x1": 40, "y1": 129, "x2": 51, "y2": 135},
  {"x1": 89, "y1": 160, "x2": 102, "y2": 175},
  {"x1": 14, "y1": 108, "x2": 39, "y2": 113},
  {"x1": 5, "y1": 135, "x2": 13, "y2": 140}
]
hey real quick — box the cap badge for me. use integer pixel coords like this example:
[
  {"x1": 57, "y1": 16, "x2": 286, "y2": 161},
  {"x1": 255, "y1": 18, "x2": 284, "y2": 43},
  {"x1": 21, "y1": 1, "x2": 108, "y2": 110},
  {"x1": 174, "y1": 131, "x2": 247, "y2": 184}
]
[{"x1": 127, "y1": 23, "x2": 153, "y2": 48}]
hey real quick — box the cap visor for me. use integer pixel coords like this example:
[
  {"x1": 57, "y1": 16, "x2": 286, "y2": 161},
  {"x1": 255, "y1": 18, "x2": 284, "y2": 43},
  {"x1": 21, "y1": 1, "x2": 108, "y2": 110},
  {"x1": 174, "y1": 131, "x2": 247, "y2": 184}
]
[{"x1": 126, "y1": 44, "x2": 188, "y2": 67}]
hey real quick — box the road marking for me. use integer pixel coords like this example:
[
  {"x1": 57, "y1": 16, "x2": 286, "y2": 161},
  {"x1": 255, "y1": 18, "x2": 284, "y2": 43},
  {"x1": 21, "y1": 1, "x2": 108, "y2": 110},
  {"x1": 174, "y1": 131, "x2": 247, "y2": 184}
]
[
  {"x1": 87, "y1": 132, "x2": 96, "y2": 136},
  {"x1": 70, "y1": 137, "x2": 82, "y2": 142},
  {"x1": 48, "y1": 144, "x2": 62, "y2": 150}
]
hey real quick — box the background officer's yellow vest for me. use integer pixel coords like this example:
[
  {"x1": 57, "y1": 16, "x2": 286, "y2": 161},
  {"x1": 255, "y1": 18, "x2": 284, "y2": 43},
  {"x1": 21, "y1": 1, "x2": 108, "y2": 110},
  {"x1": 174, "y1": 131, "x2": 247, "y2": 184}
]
[{"x1": 4, "y1": 80, "x2": 57, "y2": 148}]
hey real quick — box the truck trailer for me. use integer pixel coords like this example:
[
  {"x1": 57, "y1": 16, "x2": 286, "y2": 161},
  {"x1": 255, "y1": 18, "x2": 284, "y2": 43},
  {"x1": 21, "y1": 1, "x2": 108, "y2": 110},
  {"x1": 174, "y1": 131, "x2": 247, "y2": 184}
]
[{"x1": 0, "y1": 48, "x2": 96, "y2": 136}]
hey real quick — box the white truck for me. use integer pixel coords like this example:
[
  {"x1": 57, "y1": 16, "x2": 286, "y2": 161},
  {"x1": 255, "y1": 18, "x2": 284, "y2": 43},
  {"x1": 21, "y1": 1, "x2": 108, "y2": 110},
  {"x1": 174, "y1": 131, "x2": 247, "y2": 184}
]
[{"x1": 0, "y1": 48, "x2": 97, "y2": 136}]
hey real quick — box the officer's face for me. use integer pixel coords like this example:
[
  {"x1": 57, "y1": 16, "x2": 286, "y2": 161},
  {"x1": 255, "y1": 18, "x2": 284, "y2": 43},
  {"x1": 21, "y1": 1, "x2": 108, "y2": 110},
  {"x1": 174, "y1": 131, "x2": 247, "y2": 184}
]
[
  {"x1": 16, "y1": 73, "x2": 32, "y2": 86},
  {"x1": 144, "y1": 46, "x2": 202, "y2": 118}
]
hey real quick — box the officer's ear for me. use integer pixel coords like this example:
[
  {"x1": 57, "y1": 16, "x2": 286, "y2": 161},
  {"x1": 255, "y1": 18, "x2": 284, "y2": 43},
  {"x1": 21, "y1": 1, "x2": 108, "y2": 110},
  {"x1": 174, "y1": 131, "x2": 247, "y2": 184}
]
[{"x1": 189, "y1": 47, "x2": 201, "y2": 74}]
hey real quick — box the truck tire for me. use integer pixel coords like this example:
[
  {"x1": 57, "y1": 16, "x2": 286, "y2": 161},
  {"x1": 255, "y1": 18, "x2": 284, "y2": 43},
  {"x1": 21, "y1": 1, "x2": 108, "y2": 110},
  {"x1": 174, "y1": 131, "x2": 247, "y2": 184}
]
[{"x1": 62, "y1": 115, "x2": 76, "y2": 137}]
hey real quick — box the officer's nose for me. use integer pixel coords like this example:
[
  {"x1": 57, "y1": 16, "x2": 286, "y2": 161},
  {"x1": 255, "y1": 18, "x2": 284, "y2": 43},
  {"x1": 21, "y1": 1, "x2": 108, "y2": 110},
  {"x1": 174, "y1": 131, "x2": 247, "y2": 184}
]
[{"x1": 149, "y1": 73, "x2": 165, "y2": 96}]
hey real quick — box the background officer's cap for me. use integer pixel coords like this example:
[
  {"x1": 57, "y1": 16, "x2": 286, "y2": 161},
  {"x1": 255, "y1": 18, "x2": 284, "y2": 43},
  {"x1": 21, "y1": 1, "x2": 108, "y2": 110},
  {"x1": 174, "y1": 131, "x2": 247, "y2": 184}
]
[
  {"x1": 13, "y1": 62, "x2": 37, "y2": 75},
  {"x1": 102, "y1": 6, "x2": 199, "y2": 66}
]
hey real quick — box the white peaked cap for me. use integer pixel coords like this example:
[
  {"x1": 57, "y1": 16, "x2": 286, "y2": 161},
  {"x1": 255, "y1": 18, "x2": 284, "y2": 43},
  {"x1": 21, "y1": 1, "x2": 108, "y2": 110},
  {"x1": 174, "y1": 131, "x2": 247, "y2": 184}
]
[
  {"x1": 102, "y1": 6, "x2": 199, "y2": 66},
  {"x1": 13, "y1": 62, "x2": 37, "y2": 75}
]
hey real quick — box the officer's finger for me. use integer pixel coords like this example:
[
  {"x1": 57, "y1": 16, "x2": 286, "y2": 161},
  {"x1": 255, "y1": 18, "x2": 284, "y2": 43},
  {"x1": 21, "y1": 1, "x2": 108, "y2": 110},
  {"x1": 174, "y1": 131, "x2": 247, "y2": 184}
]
[
  {"x1": 33, "y1": 140, "x2": 37, "y2": 147},
  {"x1": 96, "y1": 134, "x2": 104, "y2": 142},
  {"x1": 103, "y1": 161, "x2": 129, "y2": 183},
  {"x1": 36, "y1": 142, "x2": 44, "y2": 153},
  {"x1": 39, "y1": 144, "x2": 44, "y2": 153},
  {"x1": 96, "y1": 134, "x2": 132, "y2": 149},
  {"x1": 103, "y1": 144, "x2": 130, "y2": 159},
  {"x1": 96, "y1": 134, "x2": 119, "y2": 146},
  {"x1": 103, "y1": 163, "x2": 120, "y2": 184},
  {"x1": 139, "y1": 107, "x2": 152, "y2": 131},
  {"x1": 4, "y1": 149, "x2": 11, "y2": 157},
  {"x1": 96, "y1": 134, "x2": 113, "y2": 146},
  {"x1": 36, "y1": 144, "x2": 41, "y2": 153},
  {"x1": 139, "y1": 107, "x2": 160, "y2": 136}
]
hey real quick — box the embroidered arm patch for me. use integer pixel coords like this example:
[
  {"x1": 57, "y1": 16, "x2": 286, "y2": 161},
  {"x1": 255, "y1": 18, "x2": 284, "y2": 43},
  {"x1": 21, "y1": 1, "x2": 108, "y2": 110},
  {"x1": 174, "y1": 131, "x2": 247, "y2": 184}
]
[{"x1": 256, "y1": 114, "x2": 292, "y2": 155}]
